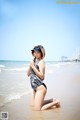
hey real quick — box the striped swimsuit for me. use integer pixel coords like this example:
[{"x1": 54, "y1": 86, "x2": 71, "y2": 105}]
[{"x1": 30, "y1": 59, "x2": 47, "y2": 92}]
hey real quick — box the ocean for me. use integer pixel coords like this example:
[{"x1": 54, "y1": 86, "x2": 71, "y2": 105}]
[
  {"x1": 0, "y1": 60, "x2": 31, "y2": 107},
  {"x1": 0, "y1": 60, "x2": 80, "y2": 107}
]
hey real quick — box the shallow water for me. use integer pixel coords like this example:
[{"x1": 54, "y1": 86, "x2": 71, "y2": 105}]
[{"x1": 0, "y1": 61, "x2": 31, "y2": 106}]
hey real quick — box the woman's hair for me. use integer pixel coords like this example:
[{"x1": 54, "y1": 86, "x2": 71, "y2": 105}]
[
  {"x1": 31, "y1": 45, "x2": 45, "y2": 59},
  {"x1": 38, "y1": 45, "x2": 45, "y2": 58}
]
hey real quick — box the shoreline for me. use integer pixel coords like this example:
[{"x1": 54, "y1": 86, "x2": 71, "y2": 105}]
[
  {"x1": 0, "y1": 90, "x2": 32, "y2": 108},
  {"x1": 0, "y1": 87, "x2": 80, "y2": 120}
]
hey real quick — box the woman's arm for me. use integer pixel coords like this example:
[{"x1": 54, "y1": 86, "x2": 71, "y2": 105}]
[
  {"x1": 30, "y1": 60, "x2": 45, "y2": 80},
  {"x1": 27, "y1": 65, "x2": 31, "y2": 77}
]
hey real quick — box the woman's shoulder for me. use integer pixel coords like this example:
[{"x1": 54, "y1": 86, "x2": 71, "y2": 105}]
[
  {"x1": 39, "y1": 59, "x2": 45, "y2": 63},
  {"x1": 39, "y1": 59, "x2": 45, "y2": 66}
]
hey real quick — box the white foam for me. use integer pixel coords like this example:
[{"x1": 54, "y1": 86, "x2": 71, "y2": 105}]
[
  {"x1": 7, "y1": 94, "x2": 21, "y2": 100},
  {"x1": 6, "y1": 91, "x2": 32, "y2": 102},
  {"x1": 0, "y1": 69, "x2": 1, "y2": 72},
  {"x1": 0, "y1": 90, "x2": 32, "y2": 107},
  {"x1": 3, "y1": 67, "x2": 28, "y2": 72},
  {"x1": 0, "y1": 64, "x2": 5, "y2": 68}
]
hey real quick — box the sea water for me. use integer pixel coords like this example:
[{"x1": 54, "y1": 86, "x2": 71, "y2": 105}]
[{"x1": 0, "y1": 60, "x2": 31, "y2": 107}]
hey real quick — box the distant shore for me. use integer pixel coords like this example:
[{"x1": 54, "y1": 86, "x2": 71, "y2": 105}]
[{"x1": 0, "y1": 59, "x2": 80, "y2": 62}]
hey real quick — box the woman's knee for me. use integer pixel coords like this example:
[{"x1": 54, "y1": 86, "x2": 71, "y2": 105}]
[{"x1": 34, "y1": 100, "x2": 42, "y2": 111}]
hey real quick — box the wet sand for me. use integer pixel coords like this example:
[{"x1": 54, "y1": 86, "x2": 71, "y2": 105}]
[{"x1": 0, "y1": 62, "x2": 80, "y2": 120}]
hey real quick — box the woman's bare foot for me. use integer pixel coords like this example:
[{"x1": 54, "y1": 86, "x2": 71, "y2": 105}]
[
  {"x1": 52, "y1": 98, "x2": 60, "y2": 108},
  {"x1": 56, "y1": 101, "x2": 60, "y2": 108}
]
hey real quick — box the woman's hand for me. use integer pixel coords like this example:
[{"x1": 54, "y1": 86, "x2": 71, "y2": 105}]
[
  {"x1": 30, "y1": 60, "x2": 34, "y2": 68},
  {"x1": 30, "y1": 60, "x2": 45, "y2": 80}
]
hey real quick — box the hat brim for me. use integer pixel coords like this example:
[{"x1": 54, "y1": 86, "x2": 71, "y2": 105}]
[{"x1": 31, "y1": 49, "x2": 34, "y2": 55}]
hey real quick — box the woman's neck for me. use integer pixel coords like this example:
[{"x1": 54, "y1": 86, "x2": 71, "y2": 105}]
[{"x1": 37, "y1": 58, "x2": 41, "y2": 61}]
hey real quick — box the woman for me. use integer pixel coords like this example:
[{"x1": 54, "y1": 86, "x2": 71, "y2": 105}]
[{"x1": 27, "y1": 45, "x2": 60, "y2": 110}]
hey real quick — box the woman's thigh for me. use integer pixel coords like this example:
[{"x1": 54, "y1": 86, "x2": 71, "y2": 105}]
[
  {"x1": 31, "y1": 90, "x2": 36, "y2": 104},
  {"x1": 33, "y1": 90, "x2": 36, "y2": 99},
  {"x1": 34, "y1": 85, "x2": 47, "y2": 110}
]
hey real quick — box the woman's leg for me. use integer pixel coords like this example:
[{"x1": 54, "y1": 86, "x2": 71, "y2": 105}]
[
  {"x1": 30, "y1": 91, "x2": 54, "y2": 107},
  {"x1": 41, "y1": 100, "x2": 60, "y2": 110},
  {"x1": 43, "y1": 98, "x2": 60, "y2": 106},
  {"x1": 34, "y1": 85, "x2": 46, "y2": 110},
  {"x1": 42, "y1": 98, "x2": 53, "y2": 105},
  {"x1": 30, "y1": 90, "x2": 36, "y2": 107},
  {"x1": 34, "y1": 85, "x2": 60, "y2": 111}
]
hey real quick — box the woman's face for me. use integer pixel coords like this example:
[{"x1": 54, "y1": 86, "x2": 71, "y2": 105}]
[
  {"x1": 32, "y1": 52, "x2": 36, "y2": 57},
  {"x1": 34, "y1": 51, "x2": 42, "y2": 60}
]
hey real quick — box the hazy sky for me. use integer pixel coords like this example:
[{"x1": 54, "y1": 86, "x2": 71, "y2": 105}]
[{"x1": 0, "y1": 0, "x2": 80, "y2": 61}]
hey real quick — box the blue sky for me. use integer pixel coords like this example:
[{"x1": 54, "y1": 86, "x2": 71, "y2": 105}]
[{"x1": 0, "y1": 0, "x2": 80, "y2": 61}]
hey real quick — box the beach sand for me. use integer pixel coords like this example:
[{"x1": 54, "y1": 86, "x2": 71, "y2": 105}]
[{"x1": 0, "y1": 62, "x2": 80, "y2": 120}]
